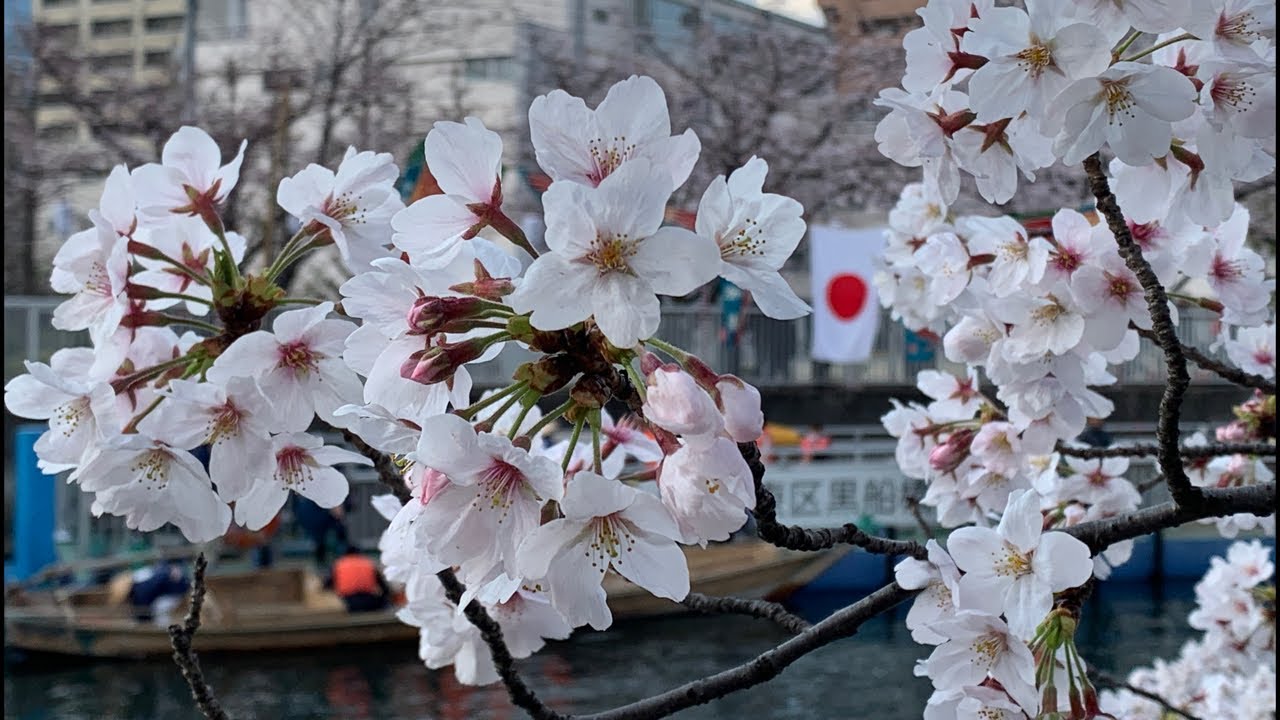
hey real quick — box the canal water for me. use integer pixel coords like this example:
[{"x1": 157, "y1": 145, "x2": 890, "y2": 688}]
[{"x1": 4, "y1": 582, "x2": 1198, "y2": 720}]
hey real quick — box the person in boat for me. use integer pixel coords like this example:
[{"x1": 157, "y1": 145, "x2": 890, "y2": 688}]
[
  {"x1": 799, "y1": 424, "x2": 832, "y2": 463},
  {"x1": 1077, "y1": 416, "x2": 1115, "y2": 448},
  {"x1": 324, "y1": 545, "x2": 393, "y2": 613},
  {"x1": 294, "y1": 494, "x2": 353, "y2": 566},
  {"x1": 127, "y1": 560, "x2": 191, "y2": 626}
]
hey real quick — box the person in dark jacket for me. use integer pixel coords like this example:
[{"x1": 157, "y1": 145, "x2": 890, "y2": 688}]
[
  {"x1": 128, "y1": 561, "x2": 190, "y2": 625},
  {"x1": 1077, "y1": 417, "x2": 1114, "y2": 448}
]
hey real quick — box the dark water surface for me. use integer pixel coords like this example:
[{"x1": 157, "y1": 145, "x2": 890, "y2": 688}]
[{"x1": 4, "y1": 582, "x2": 1197, "y2": 720}]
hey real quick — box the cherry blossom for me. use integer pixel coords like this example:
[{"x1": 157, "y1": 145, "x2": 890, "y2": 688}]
[
  {"x1": 390, "y1": 118, "x2": 508, "y2": 265},
  {"x1": 49, "y1": 221, "x2": 129, "y2": 343},
  {"x1": 895, "y1": 539, "x2": 963, "y2": 645},
  {"x1": 528, "y1": 75, "x2": 700, "y2": 190},
  {"x1": 277, "y1": 146, "x2": 404, "y2": 272},
  {"x1": 924, "y1": 612, "x2": 1040, "y2": 714},
  {"x1": 658, "y1": 436, "x2": 755, "y2": 546},
  {"x1": 1223, "y1": 322, "x2": 1276, "y2": 377},
  {"x1": 516, "y1": 471, "x2": 688, "y2": 630},
  {"x1": 132, "y1": 215, "x2": 246, "y2": 315},
  {"x1": 132, "y1": 126, "x2": 247, "y2": 223},
  {"x1": 3, "y1": 348, "x2": 115, "y2": 473},
  {"x1": 207, "y1": 302, "x2": 362, "y2": 431},
  {"x1": 76, "y1": 435, "x2": 231, "y2": 543},
  {"x1": 642, "y1": 365, "x2": 723, "y2": 439},
  {"x1": 695, "y1": 157, "x2": 810, "y2": 319},
  {"x1": 507, "y1": 159, "x2": 719, "y2": 348},
  {"x1": 948, "y1": 489, "x2": 1093, "y2": 639},
  {"x1": 232, "y1": 432, "x2": 371, "y2": 531}
]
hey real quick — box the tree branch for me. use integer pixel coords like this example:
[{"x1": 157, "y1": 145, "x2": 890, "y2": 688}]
[
  {"x1": 436, "y1": 568, "x2": 566, "y2": 720},
  {"x1": 574, "y1": 582, "x2": 918, "y2": 720},
  {"x1": 342, "y1": 429, "x2": 412, "y2": 504},
  {"x1": 1083, "y1": 153, "x2": 1198, "y2": 506},
  {"x1": 1056, "y1": 440, "x2": 1275, "y2": 459},
  {"x1": 168, "y1": 554, "x2": 231, "y2": 720},
  {"x1": 1137, "y1": 327, "x2": 1277, "y2": 394},
  {"x1": 1087, "y1": 663, "x2": 1203, "y2": 720},
  {"x1": 1064, "y1": 483, "x2": 1275, "y2": 554},
  {"x1": 741, "y1": 442, "x2": 928, "y2": 559},
  {"x1": 680, "y1": 592, "x2": 812, "y2": 635}
]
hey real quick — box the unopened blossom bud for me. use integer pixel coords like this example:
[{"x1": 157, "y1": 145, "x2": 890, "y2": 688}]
[
  {"x1": 405, "y1": 295, "x2": 487, "y2": 336},
  {"x1": 639, "y1": 351, "x2": 664, "y2": 375},
  {"x1": 928, "y1": 428, "x2": 975, "y2": 474},
  {"x1": 715, "y1": 375, "x2": 764, "y2": 443},
  {"x1": 449, "y1": 260, "x2": 515, "y2": 300},
  {"x1": 681, "y1": 353, "x2": 720, "y2": 390},
  {"x1": 400, "y1": 337, "x2": 488, "y2": 385},
  {"x1": 1216, "y1": 420, "x2": 1251, "y2": 442},
  {"x1": 125, "y1": 283, "x2": 170, "y2": 301},
  {"x1": 643, "y1": 366, "x2": 722, "y2": 438}
]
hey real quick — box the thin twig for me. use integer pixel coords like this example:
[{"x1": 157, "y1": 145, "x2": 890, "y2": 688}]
[
  {"x1": 1056, "y1": 440, "x2": 1275, "y2": 459},
  {"x1": 436, "y1": 568, "x2": 565, "y2": 720},
  {"x1": 342, "y1": 428, "x2": 412, "y2": 504},
  {"x1": 1136, "y1": 327, "x2": 1276, "y2": 394},
  {"x1": 741, "y1": 442, "x2": 927, "y2": 559},
  {"x1": 680, "y1": 592, "x2": 812, "y2": 635},
  {"x1": 168, "y1": 554, "x2": 230, "y2": 720},
  {"x1": 1084, "y1": 153, "x2": 1198, "y2": 506},
  {"x1": 1087, "y1": 664, "x2": 1203, "y2": 720},
  {"x1": 904, "y1": 494, "x2": 936, "y2": 538}
]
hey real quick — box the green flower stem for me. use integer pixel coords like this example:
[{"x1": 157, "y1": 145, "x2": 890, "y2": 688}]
[
  {"x1": 148, "y1": 290, "x2": 213, "y2": 306},
  {"x1": 645, "y1": 336, "x2": 690, "y2": 362},
  {"x1": 458, "y1": 381, "x2": 528, "y2": 420},
  {"x1": 276, "y1": 297, "x2": 324, "y2": 306},
  {"x1": 157, "y1": 314, "x2": 223, "y2": 334},
  {"x1": 562, "y1": 416, "x2": 586, "y2": 473},
  {"x1": 522, "y1": 398, "x2": 575, "y2": 440},
  {"x1": 1111, "y1": 29, "x2": 1143, "y2": 59},
  {"x1": 624, "y1": 362, "x2": 648, "y2": 402},
  {"x1": 589, "y1": 408, "x2": 603, "y2": 475},
  {"x1": 507, "y1": 392, "x2": 541, "y2": 439},
  {"x1": 121, "y1": 394, "x2": 166, "y2": 434},
  {"x1": 1122, "y1": 32, "x2": 1197, "y2": 62}
]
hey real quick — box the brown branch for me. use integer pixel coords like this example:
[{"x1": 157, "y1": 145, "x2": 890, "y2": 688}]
[
  {"x1": 1084, "y1": 153, "x2": 1198, "y2": 506},
  {"x1": 741, "y1": 442, "x2": 928, "y2": 559},
  {"x1": 1135, "y1": 327, "x2": 1276, "y2": 393},
  {"x1": 1064, "y1": 483, "x2": 1275, "y2": 554},
  {"x1": 436, "y1": 568, "x2": 566, "y2": 720},
  {"x1": 341, "y1": 429, "x2": 412, "y2": 504},
  {"x1": 904, "y1": 494, "x2": 936, "y2": 538},
  {"x1": 1087, "y1": 663, "x2": 1203, "y2": 720},
  {"x1": 680, "y1": 592, "x2": 812, "y2": 635},
  {"x1": 1056, "y1": 440, "x2": 1275, "y2": 459},
  {"x1": 168, "y1": 554, "x2": 230, "y2": 720},
  {"x1": 574, "y1": 583, "x2": 917, "y2": 720},
  {"x1": 1135, "y1": 475, "x2": 1167, "y2": 494}
]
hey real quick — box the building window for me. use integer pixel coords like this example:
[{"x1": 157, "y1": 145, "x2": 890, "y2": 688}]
[
  {"x1": 143, "y1": 50, "x2": 173, "y2": 68},
  {"x1": 39, "y1": 23, "x2": 79, "y2": 44},
  {"x1": 91, "y1": 18, "x2": 132, "y2": 37},
  {"x1": 645, "y1": 0, "x2": 697, "y2": 56},
  {"x1": 463, "y1": 56, "x2": 516, "y2": 81},
  {"x1": 197, "y1": 0, "x2": 248, "y2": 40},
  {"x1": 39, "y1": 123, "x2": 79, "y2": 143},
  {"x1": 39, "y1": 0, "x2": 79, "y2": 8},
  {"x1": 592, "y1": 8, "x2": 608, "y2": 23},
  {"x1": 144, "y1": 15, "x2": 185, "y2": 34},
  {"x1": 96, "y1": 52, "x2": 133, "y2": 74}
]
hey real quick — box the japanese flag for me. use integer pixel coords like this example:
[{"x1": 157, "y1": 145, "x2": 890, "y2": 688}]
[{"x1": 809, "y1": 225, "x2": 884, "y2": 363}]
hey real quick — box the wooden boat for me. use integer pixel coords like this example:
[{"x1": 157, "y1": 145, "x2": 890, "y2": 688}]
[{"x1": 4, "y1": 541, "x2": 845, "y2": 659}]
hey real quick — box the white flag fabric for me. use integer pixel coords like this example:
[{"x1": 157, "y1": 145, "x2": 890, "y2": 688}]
[{"x1": 808, "y1": 225, "x2": 885, "y2": 363}]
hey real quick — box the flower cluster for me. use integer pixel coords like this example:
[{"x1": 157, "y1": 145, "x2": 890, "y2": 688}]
[
  {"x1": 1100, "y1": 541, "x2": 1276, "y2": 719},
  {"x1": 4, "y1": 75, "x2": 808, "y2": 684}
]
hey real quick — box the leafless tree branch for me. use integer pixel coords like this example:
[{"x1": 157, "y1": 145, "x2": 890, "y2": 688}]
[
  {"x1": 168, "y1": 553, "x2": 230, "y2": 720},
  {"x1": 680, "y1": 592, "x2": 812, "y2": 635}
]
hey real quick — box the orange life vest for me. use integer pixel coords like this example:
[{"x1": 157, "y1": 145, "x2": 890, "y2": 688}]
[{"x1": 332, "y1": 555, "x2": 380, "y2": 597}]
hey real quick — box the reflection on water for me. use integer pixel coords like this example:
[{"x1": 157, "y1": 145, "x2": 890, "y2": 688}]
[{"x1": 4, "y1": 583, "x2": 1198, "y2": 720}]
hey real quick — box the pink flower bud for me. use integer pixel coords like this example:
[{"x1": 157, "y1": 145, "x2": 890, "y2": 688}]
[
  {"x1": 643, "y1": 366, "x2": 722, "y2": 438},
  {"x1": 405, "y1": 296, "x2": 486, "y2": 336},
  {"x1": 400, "y1": 337, "x2": 488, "y2": 385},
  {"x1": 1216, "y1": 420, "x2": 1250, "y2": 442},
  {"x1": 928, "y1": 428, "x2": 975, "y2": 474},
  {"x1": 715, "y1": 375, "x2": 764, "y2": 443}
]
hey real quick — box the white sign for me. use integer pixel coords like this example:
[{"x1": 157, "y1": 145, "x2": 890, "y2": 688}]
[{"x1": 765, "y1": 461, "x2": 921, "y2": 530}]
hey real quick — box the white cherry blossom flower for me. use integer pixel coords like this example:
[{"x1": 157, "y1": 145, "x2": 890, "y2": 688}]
[
  {"x1": 963, "y1": 215, "x2": 1049, "y2": 296},
  {"x1": 895, "y1": 539, "x2": 964, "y2": 645},
  {"x1": 1184, "y1": 0, "x2": 1276, "y2": 62},
  {"x1": 507, "y1": 159, "x2": 720, "y2": 348},
  {"x1": 918, "y1": 369, "x2": 985, "y2": 418},
  {"x1": 277, "y1": 146, "x2": 404, "y2": 272},
  {"x1": 49, "y1": 222, "x2": 129, "y2": 344},
  {"x1": 138, "y1": 377, "x2": 275, "y2": 502},
  {"x1": 516, "y1": 471, "x2": 688, "y2": 631},
  {"x1": 1062, "y1": 456, "x2": 1141, "y2": 506},
  {"x1": 924, "y1": 611, "x2": 1040, "y2": 714},
  {"x1": 948, "y1": 489, "x2": 1093, "y2": 639},
  {"x1": 914, "y1": 231, "x2": 972, "y2": 305},
  {"x1": 208, "y1": 302, "x2": 362, "y2": 432},
  {"x1": 1071, "y1": 250, "x2": 1151, "y2": 352},
  {"x1": 1047, "y1": 62, "x2": 1198, "y2": 166},
  {"x1": 951, "y1": 115, "x2": 1057, "y2": 204},
  {"x1": 642, "y1": 366, "x2": 723, "y2": 439},
  {"x1": 961, "y1": 3, "x2": 1111, "y2": 123},
  {"x1": 1223, "y1": 323, "x2": 1276, "y2": 378},
  {"x1": 411, "y1": 414, "x2": 564, "y2": 581},
  {"x1": 1204, "y1": 206, "x2": 1274, "y2": 325},
  {"x1": 77, "y1": 435, "x2": 231, "y2": 543},
  {"x1": 132, "y1": 126, "x2": 247, "y2": 223},
  {"x1": 3, "y1": 348, "x2": 116, "y2": 473},
  {"x1": 998, "y1": 291, "x2": 1087, "y2": 359},
  {"x1": 658, "y1": 436, "x2": 755, "y2": 547},
  {"x1": 695, "y1": 157, "x2": 810, "y2": 319},
  {"x1": 902, "y1": 0, "x2": 995, "y2": 93},
  {"x1": 390, "y1": 118, "x2": 508, "y2": 265},
  {"x1": 234, "y1": 432, "x2": 371, "y2": 530},
  {"x1": 529, "y1": 75, "x2": 700, "y2": 190},
  {"x1": 715, "y1": 376, "x2": 764, "y2": 443},
  {"x1": 132, "y1": 215, "x2": 246, "y2": 316},
  {"x1": 1065, "y1": 0, "x2": 1192, "y2": 34},
  {"x1": 1198, "y1": 60, "x2": 1276, "y2": 140}
]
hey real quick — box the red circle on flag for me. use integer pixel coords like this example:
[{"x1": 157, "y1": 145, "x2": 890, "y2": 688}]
[{"x1": 826, "y1": 273, "x2": 868, "y2": 320}]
